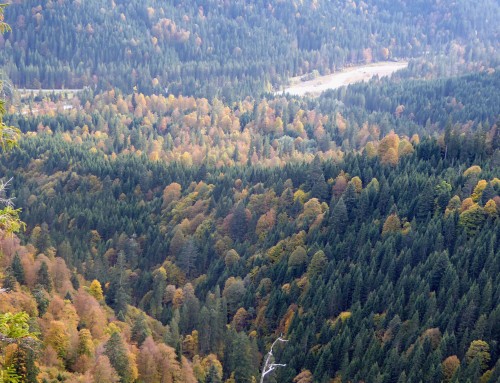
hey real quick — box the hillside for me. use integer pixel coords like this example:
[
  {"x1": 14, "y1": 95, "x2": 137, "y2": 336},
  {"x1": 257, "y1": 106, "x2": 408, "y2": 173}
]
[
  {"x1": 1, "y1": 0, "x2": 499, "y2": 99},
  {"x1": 1, "y1": 1, "x2": 500, "y2": 382},
  {"x1": 1, "y1": 68, "x2": 499, "y2": 381}
]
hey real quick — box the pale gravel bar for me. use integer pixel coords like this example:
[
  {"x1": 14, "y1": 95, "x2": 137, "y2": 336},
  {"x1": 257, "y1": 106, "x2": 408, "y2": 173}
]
[{"x1": 278, "y1": 61, "x2": 409, "y2": 97}]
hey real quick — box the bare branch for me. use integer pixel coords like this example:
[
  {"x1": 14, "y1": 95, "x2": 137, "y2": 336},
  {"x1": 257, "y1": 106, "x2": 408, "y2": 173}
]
[
  {"x1": 0, "y1": 177, "x2": 14, "y2": 207},
  {"x1": 0, "y1": 332, "x2": 40, "y2": 352},
  {"x1": 260, "y1": 335, "x2": 288, "y2": 383}
]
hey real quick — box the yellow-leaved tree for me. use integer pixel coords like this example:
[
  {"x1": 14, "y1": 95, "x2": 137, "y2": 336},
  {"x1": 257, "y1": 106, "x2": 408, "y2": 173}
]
[
  {"x1": 0, "y1": 4, "x2": 23, "y2": 236},
  {"x1": 0, "y1": 312, "x2": 40, "y2": 382}
]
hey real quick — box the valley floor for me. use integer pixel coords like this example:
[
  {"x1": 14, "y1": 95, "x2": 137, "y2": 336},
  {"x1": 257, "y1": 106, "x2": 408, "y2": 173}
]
[{"x1": 278, "y1": 61, "x2": 409, "y2": 97}]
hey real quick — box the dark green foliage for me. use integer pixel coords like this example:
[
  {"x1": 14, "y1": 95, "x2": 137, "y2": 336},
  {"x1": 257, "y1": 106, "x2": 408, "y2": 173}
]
[
  {"x1": 206, "y1": 365, "x2": 222, "y2": 383},
  {"x1": 416, "y1": 182, "x2": 435, "y2": 221},
  {"x1": 130, "y1": 313, "x2": 151, "y2": 347},
  {"x1": 0, "y1": 58, "x2": 499, "y2": 383},
  {"x1": 3, "y1": 0, "x2": 499, "y2": 99},
  {"x1": 106, "y1": 253, "x2": 131, "y2": 317},
  {"x1": 70, "y1": 271, "x2": 80, "y2": 290},
  {"x1": 178, "y1": 239, "x2": 199, "y2": 279},
  {"x1": 165, "y1": 309, "x2": 181, "y2": 350},
  {"x1": 33, "y1": 223, "x2": 52, "y2": 254},
  {"x1": 36, "y1": 261, "x2": 53, "y2": 293},
  {"x1": 229, "y1": 203, "x2": 249, "y2": 242},
  {"x1": 326, "y1": 71, "x2": 500, "y2": 130},
  {"x1": 25, "y1": 349, "x2": 40, "y2": 383},
  {"x1": 180, "y1": 285, "x2": 200, "y2": 334},
  {"x1": 11, "y1": 252, "x2": 25, "y2": 285},
  {"x1": 223, "y1": 329, "x2": 258, "y2": 382},
  {"x1": 481, "y1": 183, "x2": 496, "y2": 205},
  {"x1": 33, "y1": 287, "x2": 50, "y2": 316},
  {"x1": 104, "y1": 332, "x2": 134, "y2": 383},
  {"x1": 2, "y1": 266, "x2": 16, "y2": 290},
  {"x1": 330, "y1": 198, "x2": 348, "y2": 235},
  {"x1": 3, "y1": 132, "x2": 498, "y2": 381},
  {"x1": 308, "y1": 156, "x2": 328, "y2": 201}
]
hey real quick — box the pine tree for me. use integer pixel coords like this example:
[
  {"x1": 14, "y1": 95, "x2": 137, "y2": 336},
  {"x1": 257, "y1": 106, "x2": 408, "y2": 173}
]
[
  {"x1": 131, "y1": 313, "x2": 151, "y2": 347},
  {"x1": 2, "y1": 267, "x2": 16, "y2": 291},
  {"x1": 32, "y1": 287, "x2": 50, "y2": 316},
  {"x1": 11, "y1": 253, "x2": 25, "y2": 285},
  {"x1": 206, "y1": 364, "x2": 223, "y2": 383},
  {"x1": 107, "y1": 252, "x2": 131, "y2": 316},
  {"x1": 25, "y1": 349, "x2": 39, "y2": 383},
  {"x1": 70, "y1": 270, "x2": 80, "y2": 290},
  {"x1": 151, "y1": 268, "x2": 167, "y2": 319},
  {"x1": 308, "y1": 156, "x2": 328, "y2": 201},
  {"x1": 36, "y1": 261, "x2": 53, "y2": 292},
  {"x1": 343, "y1": 182, "x2": 358, "y2": 219},
  {"x1": 307, "y1": 250, "x2": 328, "y2": 278},
  {"x1": 223, "y1": 329, "x2": 258, "y2": 383},
  {"x1": 230, "y1": 203, "x2": 249, "y2": 241},
  {"x1": 105, "y1": 332, "x2": 136, "y2": 383},
  {"x1": 331, "y1": 198, "x2": 348, "y2": 235},
  {"x1": 180, "y1": 283, "x2": 200, "y2": 334},
  {"x1": 165, "y1": 309, "x2": 181, "y2": 349},
  {"x1": 416, "y1": 182, "x2": 435, "y2": 221},
  {"x1": 178, "y1": 239, "x2": 198, "y2": 278}
]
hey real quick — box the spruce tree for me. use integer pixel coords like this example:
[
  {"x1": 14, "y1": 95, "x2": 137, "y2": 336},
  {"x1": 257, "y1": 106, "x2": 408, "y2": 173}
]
[
  {"x1": 36, "y1": 261, "x2": 52, "y2": 292},
  {"x1": 2, "y1": 267, "x2": 16, "y2": 291},
  {"x1": 11, "y1": 253, "x2": 25, "y2": 285},
  {"x1": 131, "y1": 313, "x2": 151, "y2": 347},
  {"x1": 308, "y1": 156, "x2": 328, "y2": 201},
  {"x1": 206, "y1": 364, "x2": 222, "y2": 383},
  {"x1": 105, "y1": 332, "x2": 135, "y2": 383},
  {"x1": 331, "y1": 198, "x2": 348, "y2": 235},
  {"x1": 178, "y1": 239, "x2": 198, "y2": 279},
  {"x1": 230, "y1": 203, "x2": 249, "y2": 241}
]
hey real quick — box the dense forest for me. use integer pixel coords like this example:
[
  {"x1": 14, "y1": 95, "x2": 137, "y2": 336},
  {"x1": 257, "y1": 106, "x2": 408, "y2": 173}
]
[
  {"x1": 1, "y1": 69, "x2": 499, "y2": 381},
  {"x1": 1, "y1": 0, "x2": 500, "y2": 382},
  {"x1": 0, "y1": 0, "x2": 499, "y2": 99}
]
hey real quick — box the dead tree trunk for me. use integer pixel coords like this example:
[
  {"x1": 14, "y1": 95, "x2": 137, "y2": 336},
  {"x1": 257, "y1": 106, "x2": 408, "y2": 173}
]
[{"x1": 259, "y1": 336, "x2": 288, "y2": 383}]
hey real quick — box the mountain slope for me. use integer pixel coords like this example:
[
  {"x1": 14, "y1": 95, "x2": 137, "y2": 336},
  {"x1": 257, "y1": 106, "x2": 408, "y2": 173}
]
[{"x1": 1, "y1": 0, "x2": 499, "y2": 98}]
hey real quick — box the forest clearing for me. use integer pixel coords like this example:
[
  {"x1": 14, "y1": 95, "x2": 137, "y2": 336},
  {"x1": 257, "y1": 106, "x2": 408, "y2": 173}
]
[{"x1": 279, "y1": 61, "x2": 409, "y2": 97}]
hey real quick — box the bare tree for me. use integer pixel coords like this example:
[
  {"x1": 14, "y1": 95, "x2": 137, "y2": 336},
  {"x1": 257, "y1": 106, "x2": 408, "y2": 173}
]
[{"x1": 260, "y1": 335, "x2": 288, "y2": 383}]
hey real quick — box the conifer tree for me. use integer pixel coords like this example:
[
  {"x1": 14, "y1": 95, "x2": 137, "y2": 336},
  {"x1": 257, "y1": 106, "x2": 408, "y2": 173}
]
[
  {"x1": 2, "y1": 266, "x2": 16, "y2": 291},
  {"x1": 131, "y1": 313, "x2": 151, "y2": 347},
  {"x1": 107, "y1": 252, "x2": 131, "y2": 316},
  {"x1": 230, "y1": 203, "x2": 249, "y2": 241},
  {"x1": 178, "y1": 239, "x2": 198, "y2": 279},
  {"x1": 11, "y1": 253, "x2": 25, "y2": 285},
  {"x1": 331, "y1": 198, "x2": 348, "y2": 234},
  {"x1": 105, "y1": 332, "x2": 137, "y2": 383},
  {"x1": 308, "y1": 156, "x2": 328, "y2": 200},
  {"x1": 36, "y1": 261, "x2": 52, "y2": 292}
]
